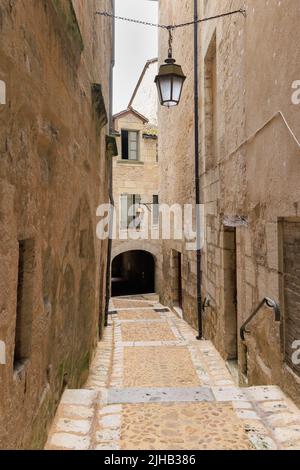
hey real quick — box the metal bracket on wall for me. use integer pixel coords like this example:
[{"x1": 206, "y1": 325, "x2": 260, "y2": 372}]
[{"x1": 139, "y1": 202, "x2": 154, "y2": 212}]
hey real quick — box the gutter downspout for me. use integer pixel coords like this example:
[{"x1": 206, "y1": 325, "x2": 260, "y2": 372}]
[
  {"x1": 194, "y1": 0, "x2": 203, "y2": 340},
  {"x1": 104, "y1": 145, "x2": 115, "y2": 327},
  {"x1": 104, "y1": 0, "x2": 116, "y2": 328}
]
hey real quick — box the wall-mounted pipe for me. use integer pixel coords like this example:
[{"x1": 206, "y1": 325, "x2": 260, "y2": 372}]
[{"x1": 194, "y1": 0, "x2": 203, "y2": 340}]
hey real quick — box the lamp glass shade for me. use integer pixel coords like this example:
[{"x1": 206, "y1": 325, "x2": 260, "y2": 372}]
[
  {"x1": 155, "y1": 59, "x2": 186, "y2": 107},
  {"x1": 172, "y1": 76, "x2": 184, "y2": 102},
  {"x1": 160, "y1": 78, "x2": 172, "y2": 103}
]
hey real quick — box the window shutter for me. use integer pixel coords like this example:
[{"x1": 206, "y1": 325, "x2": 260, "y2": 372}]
[
  {"x1": 134, "y1": 195, "x2": 141, "y2": 229},
  {"x1": 120, "y1": 195, "x2": 128, "y2": 229},
  {"x1": 135, "y1": 194, "x2": 141, "y2": 206},
  {"x1": 127, "y1": 194, "x2": 135, "y2": 228},
  {"x1": 152, "y1": 195, "x2": 159, "y2": 225},
  {"x1": 121, "y1": 130, "x2": 129, "y2": 160},
  {"x1": 128, "y1": 131, "x2": 138, "y2": 160}
]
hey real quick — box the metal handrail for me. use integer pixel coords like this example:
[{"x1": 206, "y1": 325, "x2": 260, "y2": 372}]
[{"x1": 240, "y1": 297, "x2": 281, "y2": 341}]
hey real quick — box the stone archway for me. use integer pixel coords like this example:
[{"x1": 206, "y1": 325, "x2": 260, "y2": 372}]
[
  {"x1": 111, "y1": 250, "x2": 155, "y2": 297},
  {"x1": 112, "y1": 241, "x2": 158, "y2": 263}
]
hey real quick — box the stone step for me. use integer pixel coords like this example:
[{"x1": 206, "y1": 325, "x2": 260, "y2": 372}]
[
  {"x1": 107, "y1": 387, "x2": 214, "y2": 404},
  {"x1": 57, "y1": 385, "x2": 292, "y2": 407}
]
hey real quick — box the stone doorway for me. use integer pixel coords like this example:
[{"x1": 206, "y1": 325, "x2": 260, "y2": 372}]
[
  {"x1": 223, "y1": 227, "x2": 238, "y2": 364},
  {"x1": 172, "y1": 250, "x2": 183, "y2": 310},
  {"x1": 280, "y1": 219, "x2": 300, "y2": 378},
  {"x1": 111, "y1": 250, "x2": 155, "y2": 297}
]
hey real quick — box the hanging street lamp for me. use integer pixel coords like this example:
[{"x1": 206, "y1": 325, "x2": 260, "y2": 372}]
[{"x1": 155, "y1": 28, "x2": 186, "y2": 107}]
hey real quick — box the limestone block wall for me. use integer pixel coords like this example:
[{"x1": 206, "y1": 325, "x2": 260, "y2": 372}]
[
  {"x1": 158, "y1": 0, "x2": 300, "y2": 405},
  {"x1": 0, "y1": 0, "x2": 113, "y2": 449},
  {"x1": 199, "y1": 0, "x2": 300, "y2": 405},
  {"x1": 158, "y1": 0, "x2": 198, "y2": 328}
]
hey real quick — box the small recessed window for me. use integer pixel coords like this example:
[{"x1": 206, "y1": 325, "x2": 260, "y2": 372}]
[
  {"x1": 14, "y1": 239, "x2": 35, "y2": 370},
  {"x1": 0, "y1": 80, "x2": 6, "y2": 105},
  {"x1": 121, "y1": 130, "x2": 139, "y2": 161},
  {"x1": 152, "y1": 195, "x2": 159, "y2": 226}
]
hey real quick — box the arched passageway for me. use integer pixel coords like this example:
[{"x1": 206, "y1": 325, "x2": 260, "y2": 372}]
[{"x1": 111, "y1": 250, "x2": 155, "y2": 297}]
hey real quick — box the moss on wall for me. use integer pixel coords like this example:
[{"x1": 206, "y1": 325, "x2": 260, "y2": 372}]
[{"x1": 50, "y1": 0, "x2": 84, "y2": 53}]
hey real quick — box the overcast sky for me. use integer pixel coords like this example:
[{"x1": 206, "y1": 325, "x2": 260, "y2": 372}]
[{"x1": 113, "y1": 0, "x2": 158, "y2": 114}]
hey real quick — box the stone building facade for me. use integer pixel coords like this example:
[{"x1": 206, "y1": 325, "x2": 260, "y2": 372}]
[
  {"x1": 0, "y1": 0, "x2": 114, "y2": 449},
  {"x1": 111, "y1": 60, "x2": 161, "y2": 297},
  {"x1": 112, "y1": 109, "x2": 161, "y2": 296},
  {"x1": 158, "y1": 0, "x2": 300, "y2": 405}
]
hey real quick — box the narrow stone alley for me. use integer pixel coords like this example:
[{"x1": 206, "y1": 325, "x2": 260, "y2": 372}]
[{"x1": 46, "y1": 296, "x2": 300, "y2": 451}]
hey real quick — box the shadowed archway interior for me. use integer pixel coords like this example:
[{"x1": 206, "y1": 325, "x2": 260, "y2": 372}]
[{"x1": 111, "y1": 250, "x2": 155, "y2": 297}]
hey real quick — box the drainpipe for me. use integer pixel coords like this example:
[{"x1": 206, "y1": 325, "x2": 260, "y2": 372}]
[
  {"x1": 104, "y1": 0, "x2": 116, "y2": 328},
  {"x1": 104, "y1": 147, "x2": 115, "y2": 328},
  {"x1": 194, "y1": 0, "x2": 203, "y2": 340}
]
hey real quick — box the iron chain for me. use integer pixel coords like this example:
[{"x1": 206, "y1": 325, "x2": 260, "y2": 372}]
[
  {"x1": 95, "y1": 11, "x2": 168, "y2": 29},
  {"x1": 95, "y1": 9, "x2": 246, "y2": 30}
]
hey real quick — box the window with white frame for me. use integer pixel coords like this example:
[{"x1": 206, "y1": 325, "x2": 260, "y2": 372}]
[{"x1": 121, "y1": 130, "x2": 139, "y2": 160}]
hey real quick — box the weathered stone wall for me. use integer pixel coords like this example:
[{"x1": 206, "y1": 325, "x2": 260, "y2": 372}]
[
  {"x1": 158, "y1": 0, "x2": 198, "y2": 326},
  {"x1": 0, "y1": 0, "x2": 113, "y2": 449},
  {"x1": 112, "y1": 111, "x2": 162, "y2": 293},
  {"x1": 158, "y1": 0, "x2": 300, "y2": 405}
]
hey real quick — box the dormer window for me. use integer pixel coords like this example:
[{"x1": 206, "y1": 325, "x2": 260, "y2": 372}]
[{"x1": 121, "y1": 130, "x2": 139, "y2": 161}]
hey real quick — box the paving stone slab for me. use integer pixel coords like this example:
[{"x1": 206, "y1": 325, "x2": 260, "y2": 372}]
[
  {"x1": 60, "y1": 389, "x2": 98, "y2": 406},
  {"x1": 58, "y1": 405, "x2": 94, "y2": 419},
  {"x1": 265, "y1": 412, "x2": 300, "y2": 427},
  {"x1": 56, "y1": 418, "x2": 92, "y2": 435},
  {"x1": 47, "y1": 433, "x2": 91, "y2": 450},
  {"x1": 95, "y1": 443, "x2": 120, "y2": 450},
  {"x1": 236, "y1": 409, "x2": 260, "y2": 420},
  {"x1": 108, "y1": 387, "x2": 214, "y2": 404},
  {"x1": 244, "y1": 386, "x2": 285, "y2": 402},
  {"x1": 99, "y1": 405, "x2": 122, "y2": 416},
  {"x1": 121, "y1": 340, "x2": 186, "y2": 347},
  {"x1": 118, "y1": 319, "x2": 165, "y2": 324},
  {"x1": 257, "y1": 400, "x2": 290, "y2": 413},
  {"x1": 246, "y1": 432, "x2": 277, "y2": 450},
  {"x1": 95, "y1": 429, "x2": 120, "y2": 442},
  {"x1": 273, "y1": 425, "x2": 300, "y2": 443},
  {"x1": 100, "y1": 414, "x2": 122, "y2": 428},
  {"x1": 212, "y1": 387, "x2": 248, "y2": 402}
]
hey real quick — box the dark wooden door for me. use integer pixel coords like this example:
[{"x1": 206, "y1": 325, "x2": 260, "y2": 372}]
[
  {"x1": 282, "y1": 220, "x2": 300, "y2": 377},
  {"x1": 223, "y1": 227, "x2": 238, "y2": 361}
]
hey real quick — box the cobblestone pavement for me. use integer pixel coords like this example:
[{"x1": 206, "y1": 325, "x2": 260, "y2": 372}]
[{"x1": 46, "y1": 295, "x2": 300, "y2": 450}]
